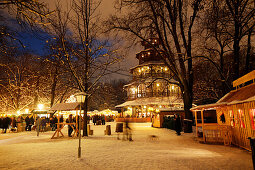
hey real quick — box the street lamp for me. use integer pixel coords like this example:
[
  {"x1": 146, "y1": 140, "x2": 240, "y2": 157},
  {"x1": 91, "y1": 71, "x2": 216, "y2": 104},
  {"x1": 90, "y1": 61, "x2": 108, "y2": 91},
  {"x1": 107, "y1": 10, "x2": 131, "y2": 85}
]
[
  {"x1": 38, "y1": 104, "x2": 44, "y2": 110},
  {"x1": 74, "y1": 92, "x2": 87, "y2": 158}
]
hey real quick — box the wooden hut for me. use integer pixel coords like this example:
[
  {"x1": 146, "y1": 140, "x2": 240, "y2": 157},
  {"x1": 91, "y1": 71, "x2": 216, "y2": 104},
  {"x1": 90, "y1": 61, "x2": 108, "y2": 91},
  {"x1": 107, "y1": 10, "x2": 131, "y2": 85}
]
[{"x1": 191, "y1": 70, "x2": 255, "y2": 150}]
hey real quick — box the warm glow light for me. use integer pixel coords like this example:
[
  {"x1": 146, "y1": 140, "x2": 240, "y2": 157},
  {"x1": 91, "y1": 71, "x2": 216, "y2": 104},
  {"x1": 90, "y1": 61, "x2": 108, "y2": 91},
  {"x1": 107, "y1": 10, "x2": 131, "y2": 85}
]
[
  {"x1": 159, "y1": 105, "x2": 162, "y2": 108},
  {"x1": 157, "y1": 83, "x2": 160, "y2": 87},
  {"x1": 25, "y1": 109, "x2": 29, "y2": 114},
  {"x1": 165, "y1": 67, "x2": 168, "y2": 71},
  {"x1": 144, "y1": 106, "x2": 146, "y2": 109},
  {"x1": 142, "y1": 55, "x2": 144, "y2": 58},
  {"x1": 17, "y1": 110, "x2": 20, "y2": 115},
  {"x1": 148, "y1": 52, "x2": 150, "y2": 55},
  {"x1": 147, "y1": 66, "x2": 149, "y2": 69},
  {"x1": 156, "y1": 109, "x2": 160, "y2": 113},
  {"x1": 148, "y1": 107, "x2": 154, "y2": 111},
  {"x1": 131, "y1": 88, "x2": 137, "y2": 94},
  {"x1": 38, "y1": 104, "x2": 44, "y2": 110},
  {"x1": 138, "y1": 69, "x2": 141, "y2": 72},
  {"x1": 172, "y1": 85, "x2": 175, "y2": 90},
  {"x1": 141, "y1": 68, "x2": 144, "y2": 71}
]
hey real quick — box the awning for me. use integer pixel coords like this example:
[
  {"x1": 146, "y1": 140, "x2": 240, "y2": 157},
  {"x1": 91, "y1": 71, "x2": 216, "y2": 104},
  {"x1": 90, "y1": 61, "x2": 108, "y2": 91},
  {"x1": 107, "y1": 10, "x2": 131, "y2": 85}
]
[{"x1": 49, "y1": 102, "x2": 81, "y2": 111}]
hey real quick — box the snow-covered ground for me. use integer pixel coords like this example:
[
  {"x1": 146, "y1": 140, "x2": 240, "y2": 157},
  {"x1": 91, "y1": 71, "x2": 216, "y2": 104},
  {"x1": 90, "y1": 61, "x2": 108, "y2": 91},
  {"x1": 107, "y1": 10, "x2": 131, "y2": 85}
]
[{"x1": 0, "y1": 122, "x2": 253, "y2": 170}]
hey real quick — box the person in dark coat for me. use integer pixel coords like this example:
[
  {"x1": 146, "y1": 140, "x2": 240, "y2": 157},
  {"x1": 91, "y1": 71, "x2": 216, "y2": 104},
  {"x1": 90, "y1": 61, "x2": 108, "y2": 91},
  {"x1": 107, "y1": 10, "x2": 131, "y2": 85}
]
[
  {"x1": 28, "y1": 116, "x2": 34, "y2": 131},
  {"x1": 3, "y1": 117, "x2": 11, "y2": 133},
  {"x1": 41, "y1": 118, "x2": 47, "y2": 132},
  {"x1": 175, "y1": 114, "x2": 182, "y2": 136},
  {"x1": 25, "y1": 116, "x2": 30, "y2": 131},
  {"x1": 12, "y1": 117, "x2": 17, "y2": 128},
  {"x1": 93, "y1": 115, "x2": 97, "y2": 125},
  {"x1": 0, "y1": 117, "x2": 3, "y2": 130},
  {"x1": 101, "y1": 115, "x2": 105, "y2": 125},
  {"x1": 66, "y1": 114, "x2": 74, "y2": 137}
]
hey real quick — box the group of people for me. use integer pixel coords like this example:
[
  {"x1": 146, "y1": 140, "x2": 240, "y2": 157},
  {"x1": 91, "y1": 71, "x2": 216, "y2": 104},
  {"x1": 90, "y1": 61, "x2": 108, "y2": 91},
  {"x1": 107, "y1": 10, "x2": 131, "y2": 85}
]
[
  {"x1": 25, "y1": 116, "x2": 34, "y2": 131},
  {"x1": 92, "y1": 114, "x2": 105, "y2": 125},
  {"x1": 0, "y1": 116, "x2": 15, "y2": 133},
  {"x1": 66, "y1": 114, "x2": 83, "y2": 137}
]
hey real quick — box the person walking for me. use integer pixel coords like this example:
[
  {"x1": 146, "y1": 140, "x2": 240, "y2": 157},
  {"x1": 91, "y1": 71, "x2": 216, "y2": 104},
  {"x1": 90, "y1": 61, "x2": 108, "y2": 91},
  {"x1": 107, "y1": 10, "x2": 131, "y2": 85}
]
[
  {"x1": 123, "y1": 120, "x2": 133, "y2": 141},
  {"x1": 36, "y1": 116, "x2": 41, "y2": 136},
  {"x1": 175, "y1": 114, "x2": 182, "y2": 136}
]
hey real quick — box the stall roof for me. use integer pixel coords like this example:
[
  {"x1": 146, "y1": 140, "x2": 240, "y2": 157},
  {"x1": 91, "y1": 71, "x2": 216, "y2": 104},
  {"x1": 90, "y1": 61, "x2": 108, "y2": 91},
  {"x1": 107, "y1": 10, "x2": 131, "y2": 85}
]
[
  {"x1": 115, "y1": 96, "x2": 183, "y2": 108},
  {"x1": 49, "y1": 102, "x2": 81, "y2": 111},
  {"x1": 191, "y1": 83, "x2": 255, "y2": 111}
]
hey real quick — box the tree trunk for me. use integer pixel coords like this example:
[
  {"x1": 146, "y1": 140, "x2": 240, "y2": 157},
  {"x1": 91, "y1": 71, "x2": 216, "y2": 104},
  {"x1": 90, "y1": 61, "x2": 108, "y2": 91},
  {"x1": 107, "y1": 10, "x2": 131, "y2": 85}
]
[
  {"x1": 183, "y1": 88, "x2": 193, "y2": 120},
  {"x1": 233, "y1": 38, "x2": 240, "y2": 79},
  {"x1": 50, "y1": 68, "x2": 58, "y2": 107},
  {"x1": 83, "y1": 95, "x2": 88, "y2": 136},
  {"x1": 245, "y1": 30, "x2": 252, "y2": 74}
]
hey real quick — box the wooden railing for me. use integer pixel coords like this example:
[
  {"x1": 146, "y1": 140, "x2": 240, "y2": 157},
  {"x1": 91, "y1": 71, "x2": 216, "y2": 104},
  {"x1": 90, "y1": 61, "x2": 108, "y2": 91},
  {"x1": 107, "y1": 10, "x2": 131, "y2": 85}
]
[{"x1": 116, "y1": 117, "x2": 152, "y2": 123}]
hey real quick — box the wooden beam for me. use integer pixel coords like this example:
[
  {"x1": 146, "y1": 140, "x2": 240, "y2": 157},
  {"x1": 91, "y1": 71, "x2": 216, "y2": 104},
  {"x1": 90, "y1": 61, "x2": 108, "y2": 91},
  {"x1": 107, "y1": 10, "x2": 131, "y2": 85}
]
[
  {"x1": 201, "y1": 109, "x2": 205, "y2": 143},
  {"x1": 233, "y1": 70, "x2": 255, "y2": 87},
  {"x1": 195, "y1": 110, "x2": 198, "y2": 137}
]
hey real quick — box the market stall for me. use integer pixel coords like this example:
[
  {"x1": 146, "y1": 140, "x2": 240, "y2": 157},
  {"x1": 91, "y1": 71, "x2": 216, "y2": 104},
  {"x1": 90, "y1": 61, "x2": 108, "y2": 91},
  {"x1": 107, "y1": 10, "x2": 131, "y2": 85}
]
[{"x1": 49, "y1": 102, "x2": 81, "y2": 139}]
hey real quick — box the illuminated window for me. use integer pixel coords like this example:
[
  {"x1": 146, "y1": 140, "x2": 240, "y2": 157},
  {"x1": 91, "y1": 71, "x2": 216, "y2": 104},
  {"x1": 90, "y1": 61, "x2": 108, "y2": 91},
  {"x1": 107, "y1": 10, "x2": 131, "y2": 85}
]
[
  {"x1": 250, "y1": 109, "x2": 255, "y2": 130},
  {"x1": 238, "y1": 109, "x2": 245, "y2": 128},
  {"x1": 229, "y1": 110, "x2": 235, "y2": 127}
]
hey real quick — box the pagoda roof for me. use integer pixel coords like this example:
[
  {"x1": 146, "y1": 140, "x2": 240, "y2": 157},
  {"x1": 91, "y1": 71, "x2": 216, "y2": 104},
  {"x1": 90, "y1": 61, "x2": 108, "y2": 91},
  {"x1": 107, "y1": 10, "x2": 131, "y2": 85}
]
[
  {"x1": 130, "y1": 61, "x2": 165, "y2": 71},
  {"x1": 115, "y1": 96, "x2": 183, "y2": 108}
]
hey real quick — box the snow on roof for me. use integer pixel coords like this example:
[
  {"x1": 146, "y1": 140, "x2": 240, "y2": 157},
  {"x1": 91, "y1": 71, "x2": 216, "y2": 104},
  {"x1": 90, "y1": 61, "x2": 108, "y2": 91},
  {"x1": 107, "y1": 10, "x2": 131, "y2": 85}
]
[
  {"x1": 115, "y1": 96, "x2": 183, "y2": 108},
  {"x1": 49, "y1": 102, "x2": 81, "y2": 111},
  {"x1": 217, "y1": 83, "x2": 255, "y2": 103},
  {"x1": 130, "y1": 61, "x2": 165, "y2": 70},
  {"x1": 191, "y1": 83, "x2": 255, "y2": 111},
  {"x1": 159, "y1": 107, "x2": 184, "y2": 111},
  {"x1": 190, "y1": 103, "x2": 227, "y2": 111}
]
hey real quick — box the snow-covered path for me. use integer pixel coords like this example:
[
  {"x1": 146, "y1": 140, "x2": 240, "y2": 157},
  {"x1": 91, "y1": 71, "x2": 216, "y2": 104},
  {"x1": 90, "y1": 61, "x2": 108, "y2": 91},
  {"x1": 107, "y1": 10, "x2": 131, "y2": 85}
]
[{"x1": 0, "y1": 122, "x2": 253, "y2": 170}]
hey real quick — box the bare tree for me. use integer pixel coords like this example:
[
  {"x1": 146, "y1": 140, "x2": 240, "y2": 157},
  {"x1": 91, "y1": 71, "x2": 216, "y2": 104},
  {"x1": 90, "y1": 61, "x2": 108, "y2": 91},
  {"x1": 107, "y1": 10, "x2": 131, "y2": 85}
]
[
  {"x1": 46, "y1": 0, "x2": 122, "y2": 136},
  {"x1": 107, "y1": 0, "x2": 204, "y2": 121},
  {"x1": 0, "y1": 0, "x2": 53, "y2": 27}
]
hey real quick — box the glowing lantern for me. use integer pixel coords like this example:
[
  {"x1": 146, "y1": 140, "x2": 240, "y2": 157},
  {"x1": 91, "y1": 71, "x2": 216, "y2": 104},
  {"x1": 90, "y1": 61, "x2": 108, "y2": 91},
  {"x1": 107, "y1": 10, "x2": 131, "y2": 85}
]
[{"x1": 38, "y1": 104, "x2": 44, "y2": 110}]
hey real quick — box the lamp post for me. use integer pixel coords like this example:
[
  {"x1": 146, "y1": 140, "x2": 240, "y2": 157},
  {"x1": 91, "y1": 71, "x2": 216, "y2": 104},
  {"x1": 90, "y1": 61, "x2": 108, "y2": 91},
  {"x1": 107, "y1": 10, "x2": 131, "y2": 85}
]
[{"x1": 74, "y1": 92, "x2": 87, "y2": 158}]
